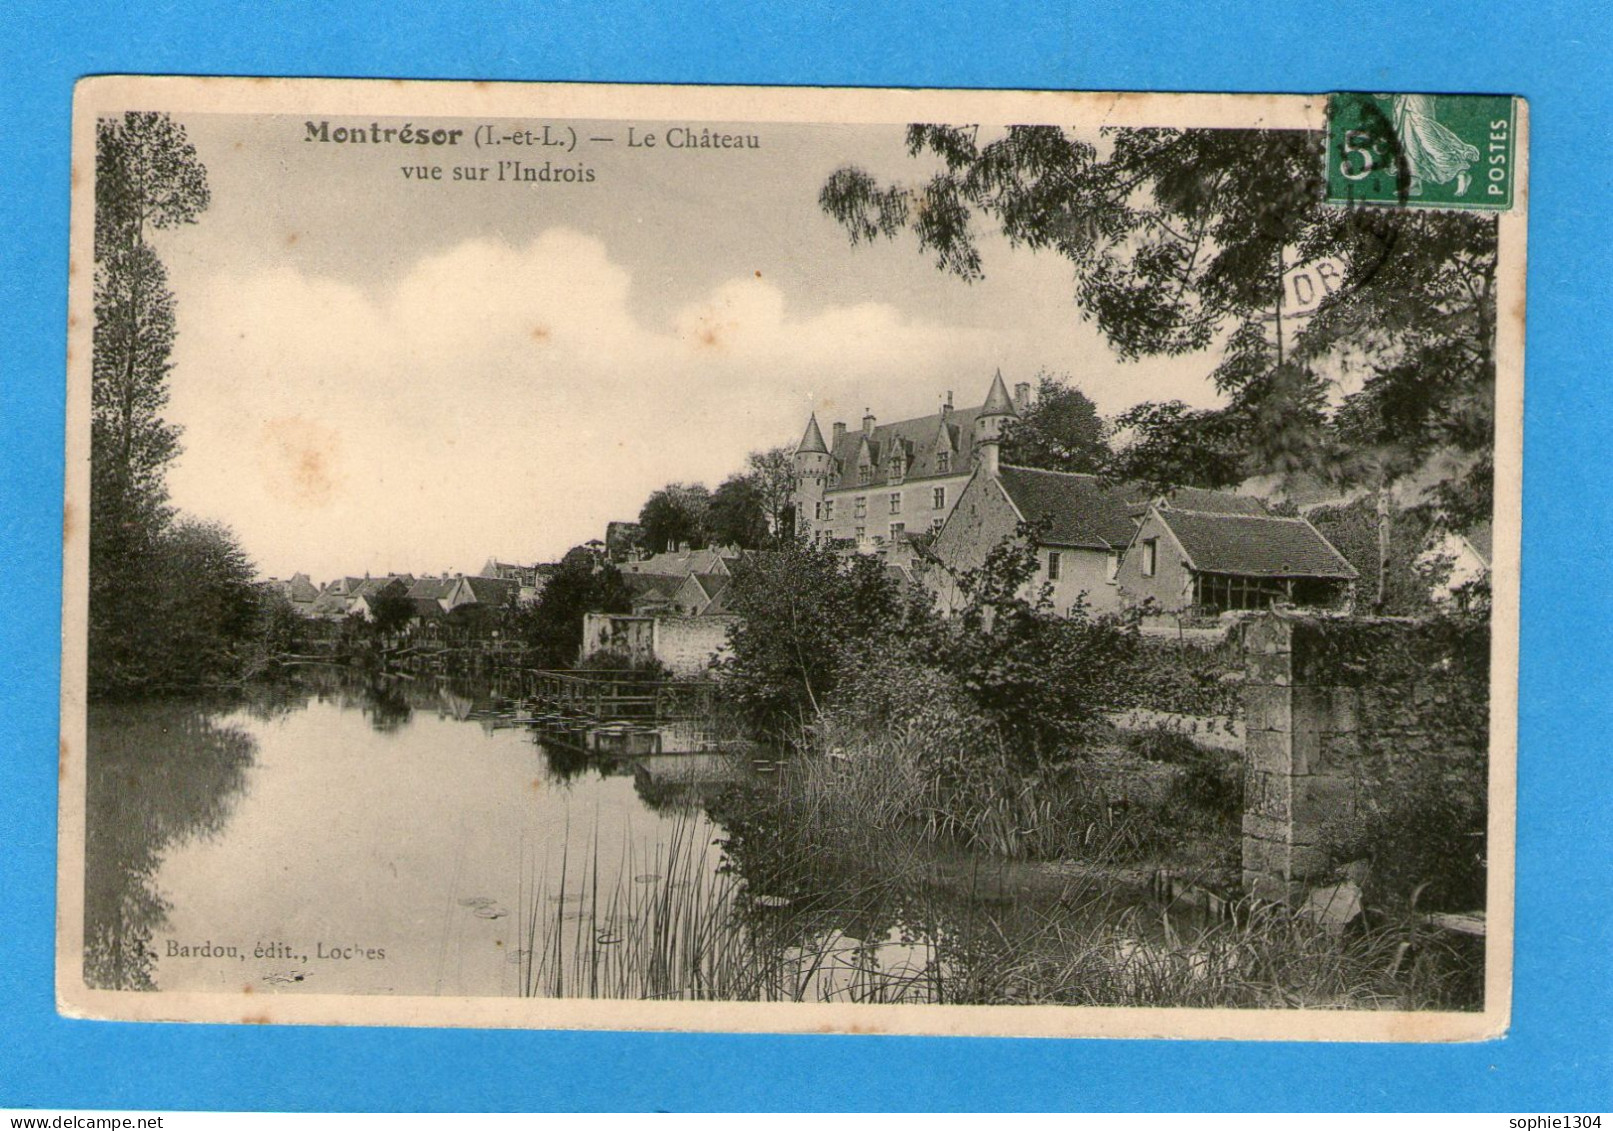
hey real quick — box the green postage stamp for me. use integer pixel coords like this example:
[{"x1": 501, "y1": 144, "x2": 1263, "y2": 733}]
[{"x1": 1327, "y1": 92, "x2": 1518, "y2": 210}]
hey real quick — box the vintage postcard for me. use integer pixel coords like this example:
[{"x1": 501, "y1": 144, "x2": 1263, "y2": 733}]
[{"x1": 59, "y1": 77, "x2": 1525, "y2": 1039}]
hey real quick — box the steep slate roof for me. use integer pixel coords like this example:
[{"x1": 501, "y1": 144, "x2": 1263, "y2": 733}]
[
  {"x1": 995, "y1": 466, "x2": 1145, "y2": 550},
  {"x1": 828, "y1": 405, "x2": 987, "y2": 490},
  {"x1": 1157, "y1": 510, "x2": 1358, "y2": 579},
  {"x1": 981, "y1": 369, "x2": 1016, "y2": 415},
  {"x1": 286, "y1": 572, "x2": 320, "y2": 603},
  {"x1": 1465, "y1": 521, "x2": 1493, "y2": 566},
  {"x1": 796, "y1": 413, "x2": 829, "y2": 455}
]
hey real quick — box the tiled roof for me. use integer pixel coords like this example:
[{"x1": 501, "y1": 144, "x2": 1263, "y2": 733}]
[
  {"x1": 1158, "y1": 510, "x2": 1358, "y2": 579},
  {"x1": 691, "y1": 573, "x2": 729, "y2": 603},
  {"x1": 407, "y1": 577, "x2": 453, "y2": 600},
  {"x1": 622, "y1": 573, "x2": 684, "y2": 600},
  {"x1": 462, "y1": 575, "x2": 521, "y2": 606},
  {"x1": 1159, "y1": 486, "x2": 1269, "y2": 516},
  {"x1": 995, "y1": 466, "x2": 1145, "y2": 550},
  {"x1": 409, "y1": 597, "x2": 445, "y2": 619},
  {"x1": 622, "y1": 548, "x2": 729, "y2": 577}
]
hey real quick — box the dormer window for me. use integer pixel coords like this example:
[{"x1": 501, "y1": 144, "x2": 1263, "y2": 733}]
[
  {"x1": 858, "y1": 464, "x2": 871, "y2": 485},
  {"x1": 937, "y1": 452, "x2": 951, "y2": 474}
]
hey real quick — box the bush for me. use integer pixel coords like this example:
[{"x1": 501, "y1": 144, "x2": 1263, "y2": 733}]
[{"x1": 1321, "y1": 756, "x2": 1487, "y2": 912}]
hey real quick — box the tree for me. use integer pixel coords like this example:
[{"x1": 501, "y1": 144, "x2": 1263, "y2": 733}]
[
  {"x1": 998, "y1": 371, "x2": 1109, "y2": 473},
  {"x1": 1306, "y1": 497, "x2": 1443, "y2": 617},
  {"x1": 368, "y1": 589, "x2": 416, "y2": 637},
  {"x1": 509, "y1": 550, "x2": 633, "y2": 669},
  {"x1": 745, "y1": 445, "x2": 797, "y2": 544},
  {"x1": 90, "y1": 112, "x2": 211, "y2": 694},
  {"x1": 821, "y1": 124, "x2": 1498, "y2": 609},
  {"x1": 708, "y1": 473, "x2": 769, "y2": 550},
  {"x1": 130, "y1": 519, "x2": 262, "y2": 693},
  {"x1": 941, "y1": 521, "x2": 1135, "y2": 766},
  {"x1": 637, "y1": 482, "x2": 712, "y2": 553},
  {"x1": 719, "y1": 542, "x2": 925, "y2": 736}
]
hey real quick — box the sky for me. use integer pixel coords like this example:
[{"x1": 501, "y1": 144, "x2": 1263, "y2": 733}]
[{"x1": 150, "y1": 111, "x2": 1241, "y2": 581}]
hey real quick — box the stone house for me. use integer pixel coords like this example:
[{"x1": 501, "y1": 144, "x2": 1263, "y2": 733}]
[
  {"x1": 931, "y1": 446, "x2": 1273, "y2": 616},
  {"x1": 791, "y1": 369, "x2": 1032, "y2": 551},
  {"x1": 1115, "y1": 505, "x2": 1357, "y2": 614}
]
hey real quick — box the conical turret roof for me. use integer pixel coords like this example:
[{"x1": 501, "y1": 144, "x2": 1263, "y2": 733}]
[
  {"x1": 981, "y1": 369, "x2": 1017, "y2": 416},
  {"x1": 796, "y1": 412, "x2": 829, "y2": 454}
]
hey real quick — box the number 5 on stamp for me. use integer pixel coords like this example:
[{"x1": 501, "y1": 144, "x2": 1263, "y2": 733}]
[{"x1": 1326, "y1": 92, "x2": 1517, "y2": 210}]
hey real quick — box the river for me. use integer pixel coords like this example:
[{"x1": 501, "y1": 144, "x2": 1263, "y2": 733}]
[{"x1": 85, "y1": 668, "x2": 1222, "y2": 1005}]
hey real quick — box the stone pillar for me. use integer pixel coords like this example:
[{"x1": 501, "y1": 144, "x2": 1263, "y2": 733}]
[{"x1": 1241, "y1": 614, "x2": 1361, "y2": 902}]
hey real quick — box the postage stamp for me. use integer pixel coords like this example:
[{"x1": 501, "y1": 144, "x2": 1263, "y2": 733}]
[
  {"x1": 1326, "y1": 92, "x2": 1519, "y2": 209},
  {"x1": 58, "y1": 77, "x2": 1526, "y2": 1039}
]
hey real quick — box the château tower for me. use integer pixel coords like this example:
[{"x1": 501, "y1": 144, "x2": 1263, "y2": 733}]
[
  {"x1": 975, "y1": 368, "x2": 1017, "y2": 478},
  {"x1": 791, "y1": 413, "x2": 831, "y2": 540}
]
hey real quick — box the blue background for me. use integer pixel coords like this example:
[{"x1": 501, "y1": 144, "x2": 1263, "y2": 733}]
[{"x1": 2, "y1": 1, "x2": 1608, "y2": 1113}]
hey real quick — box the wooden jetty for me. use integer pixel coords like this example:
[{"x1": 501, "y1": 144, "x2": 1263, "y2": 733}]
[{"x1": 525, "y1": 669, "x2": 726, "y2": 756}]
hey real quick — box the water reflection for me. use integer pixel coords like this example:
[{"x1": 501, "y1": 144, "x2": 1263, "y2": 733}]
[
  {"x1": 85, "y1": 668, "x2": 1227, "y2": 1005},
  {"x1": 85, "y1": 700, "x2": 258, "y2": 990}
]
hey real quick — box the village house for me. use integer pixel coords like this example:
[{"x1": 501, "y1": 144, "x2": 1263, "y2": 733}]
[
  {"x1": 478, "y1": 558, "x2": 557, "y2": 603},
  {"x1": 619, "y1": 544, "x2": 735, "y2": 578},
  {"x1": 792, "y1": 369, "x2": 1032, "y2": 551},
  {"x1": 263, "y1": 572, "x2": 320, "y2": 615},
  {"x1": 932, "y1": 454, "x2": 1274, "y2": 616},
  {"x1": 1115, "y1": 505, "x2": 1357, "y2": 614},
  {"x1": 441, "y1": 573, "x2": 521, "y2": 614},
  {"x1": 347, "y1": 577, "x2": 411, "y2": 621}
]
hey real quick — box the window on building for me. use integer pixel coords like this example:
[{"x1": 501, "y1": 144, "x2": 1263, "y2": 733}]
[
  {"x1": 814, "y1": 501, "x2": 823, "y2": 521},
  {"x1": 823, "y1": 499, "x2": 834, "y2": 519},
  {"x1": 889, "y1": 492, "x2": 901, "y2": 515},
  {"x1": 890, "y1": 522, "x2": 904, "y2": 539},
  {"x1": 855, "y1": 526, "x2": 866, "y2": 543},
  {"x1": 858, "y1": 464, "x2": 871, "y2": 485},
  {"x1": 932, "y1": 486, "x2": 946, "y2": 509},
  {"x1": 1141, "y1": 538, "x2": 1158, "y2": 577},
  {"x1": 937, "y1": 452, "x2": 950, "y2": 474},
  {"x1": 932, "y1": 517, "x2": 945, "y2": 533},
  {"x1": 854, "y1": 496, "x2": 867, "y2": 518},
  {"x1": 1048, "y1": 551, "x2": 1061, "y2": 580}
]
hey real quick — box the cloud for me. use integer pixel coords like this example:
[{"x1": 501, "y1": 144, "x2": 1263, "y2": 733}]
[{"x1": 164, "y1": 229, "x2": 1009, "y2": 578}]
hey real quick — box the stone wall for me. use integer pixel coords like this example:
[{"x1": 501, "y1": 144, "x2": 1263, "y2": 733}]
[
  {"x1": 652, "y1": 615, "x2": 737, "y2": 676},
  {"x1": 1240, "y1": 612, "x2": 1489, "y2": 902},
  {"x1": 580, "y1": 613, "x2": 734, "y2": 676}
]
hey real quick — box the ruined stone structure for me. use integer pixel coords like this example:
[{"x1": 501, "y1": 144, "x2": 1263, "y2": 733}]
[{"x1": 1240, "y1": 612, "x2": 1489, "y2": 902}]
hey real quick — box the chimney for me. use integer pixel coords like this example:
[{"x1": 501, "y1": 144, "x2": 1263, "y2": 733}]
[
  {"x1": 832, "y1": 421, "x2": 846, "y2": 446},
  {"x1": 1014, "y1": 382, "x2": 1032, "y2": 413},
  {"x1": 862, "y1": 409, "x2": 876, "y2": 434},
  {"x1": 941, "y1": 390, "x2": 953, "y2": 419}
]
